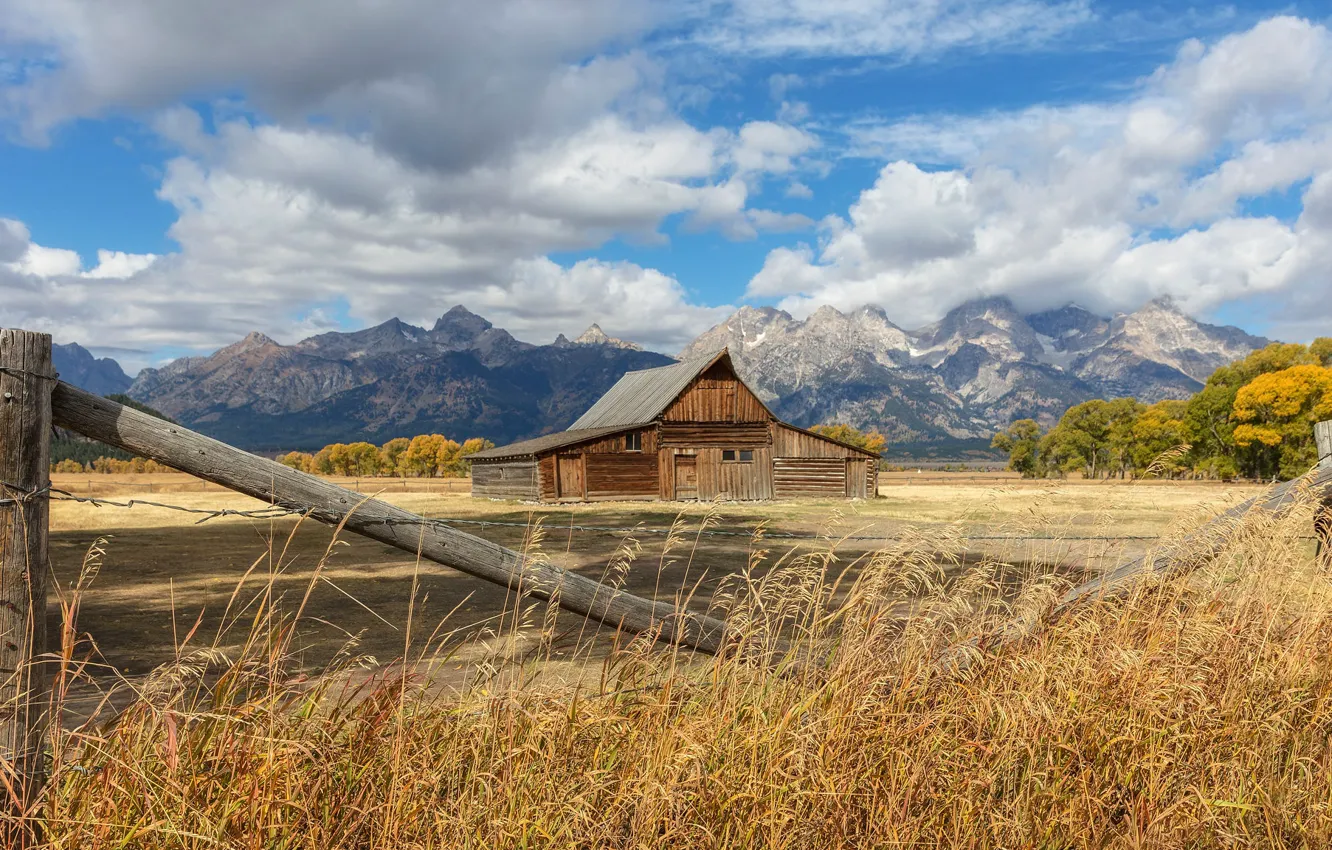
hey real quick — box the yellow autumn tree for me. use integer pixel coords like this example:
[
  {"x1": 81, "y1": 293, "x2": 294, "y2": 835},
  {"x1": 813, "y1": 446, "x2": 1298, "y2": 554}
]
[
  {"x1": 809, "y1": 423, "x2": 887, "y2": 455},
  {"x1": 1231, "y1": 364, "x2": 1332, "y2": 479}
]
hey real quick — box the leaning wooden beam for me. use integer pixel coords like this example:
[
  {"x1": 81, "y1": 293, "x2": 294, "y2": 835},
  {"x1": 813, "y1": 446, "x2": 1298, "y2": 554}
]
[
  {"x1": 51, "y1": 383, "x2": 729, "y2": 655},
  {"x1": 951, "y1": 457, "x2": 1332, "y2": 671}
]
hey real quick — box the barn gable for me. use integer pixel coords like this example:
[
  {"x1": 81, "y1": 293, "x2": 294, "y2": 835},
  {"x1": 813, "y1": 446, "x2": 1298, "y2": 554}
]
[{"x1": 470, "y1": 347, "x2": 880, "y2": 502}]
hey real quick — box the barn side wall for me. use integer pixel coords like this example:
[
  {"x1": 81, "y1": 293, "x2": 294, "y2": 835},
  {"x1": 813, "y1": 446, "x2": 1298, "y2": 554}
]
[
  {"x1": 771, "y1": 424, "x2": 879, "y2": 500},
  {"x1": 586, "y1": 453, "x2": 659, "y2": 500},
  {"x1": 470, "y1": 459, "x2": 540, "y2": 500}
]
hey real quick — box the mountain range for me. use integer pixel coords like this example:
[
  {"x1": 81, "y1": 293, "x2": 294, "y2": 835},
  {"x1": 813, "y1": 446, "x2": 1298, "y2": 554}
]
[
  {"x1": 50, "y1": 297, "x2": 1270, "y2": 452},
  {"x1": 680, "y1": 296, "x2": 1267, "y2": 442}
]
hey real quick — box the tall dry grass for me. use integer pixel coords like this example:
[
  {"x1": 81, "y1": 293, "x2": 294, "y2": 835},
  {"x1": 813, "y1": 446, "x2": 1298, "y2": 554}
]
[{"x1": 15, "y1": 494, "x2": 1332, "y2": 848}]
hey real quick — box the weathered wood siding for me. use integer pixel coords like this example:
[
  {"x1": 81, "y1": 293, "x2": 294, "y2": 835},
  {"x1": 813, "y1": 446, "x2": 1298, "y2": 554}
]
[
  {"x1": 659, "y1": 447, "x2": 773, "y2": 501},
  {"x1": 585, "y1": 453, "x2": 659, "y2": 500},
  {"x1": 663, "y1": 364, "x2": 770, "y2": 423},
  {"x1": 659, "y1": 422, "x2": 770, "y2": 448},
  {"x1": 772, "y1": 423, "x2": 870, "y2": 458},
  {"x1": 556, "y1": 454, "x2": 586, "y2": 500},
  {"x1": 577, "y1": 428, "x2": 658, "y2": 454},
  {"x1": 698, "y1": 447, "x2": 773, "y2": 501},
  {"x1": 773, "y1": 457, "x2": 847, "y2": 498},
  {"x1": 670, "y1": 453, "x2": 699, "y2": 501},
  {"x1": 470, "y1": 459, "x2": 539, "y2": 500},
  {"x1": 537, "y1": 455, "x2": 557, "y2": 501}
]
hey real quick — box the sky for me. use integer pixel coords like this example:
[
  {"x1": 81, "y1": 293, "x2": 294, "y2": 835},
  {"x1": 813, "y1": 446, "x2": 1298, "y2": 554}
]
[{"x1": 2, "y1": 0, "x2": 1332, "y2": 371}]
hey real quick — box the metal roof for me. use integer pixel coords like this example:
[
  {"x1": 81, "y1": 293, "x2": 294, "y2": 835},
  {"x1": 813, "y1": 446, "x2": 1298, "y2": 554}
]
[
  {"x1": 568, "y1": 350, "x2": 730, "y2": 430},
  {"x1": 467, "y1": 425, "x2": 636, "y2": 461}
]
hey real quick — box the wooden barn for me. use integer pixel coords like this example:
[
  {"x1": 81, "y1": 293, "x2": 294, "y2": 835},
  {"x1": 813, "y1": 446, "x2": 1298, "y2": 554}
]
[{"x1": 469, "y1": 349, "x2": 879, "y2": 502}]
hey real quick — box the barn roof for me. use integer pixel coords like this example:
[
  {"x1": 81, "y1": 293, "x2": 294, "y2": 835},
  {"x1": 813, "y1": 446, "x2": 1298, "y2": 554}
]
[
  {"x1": 569, "y1": 349, "x2": 743, "y2": 430},
  {"x1": 467, "y1": 425, "x2": 635, "y2": 461}
]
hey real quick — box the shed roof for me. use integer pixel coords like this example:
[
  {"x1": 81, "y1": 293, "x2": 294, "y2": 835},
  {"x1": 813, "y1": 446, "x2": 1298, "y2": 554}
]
[
  {"x1": 568, "y1": 349, "x2": 744, "y2": 430},
  {"x1": 467, "y1": 425, "x2": 635, "y2": 461}
]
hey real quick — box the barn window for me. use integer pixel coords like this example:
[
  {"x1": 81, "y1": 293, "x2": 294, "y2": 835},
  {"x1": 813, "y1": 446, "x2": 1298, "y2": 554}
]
[
  {"x1": 624, "y1": 431, "x2": 642, "y2": 452},
  {"x1": 722, "y1": 449, "x2": 754, "y2": 462}
]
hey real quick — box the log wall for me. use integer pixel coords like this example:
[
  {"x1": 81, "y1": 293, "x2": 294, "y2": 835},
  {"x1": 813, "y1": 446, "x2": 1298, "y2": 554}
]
[
  {"x1": 470, "y1": 459, "x2": 539, "y2": 500},
  {"x1": 586, "y1": 453, "x2": 660, "y2": 500},
  {"x1": 577, "y1": 428, "x2": 658, "y2": 454},
  {"x1": 659, "y1": 422, "x2": 770, "y2": 448},
  {"x1": 773, "y1": 457, "x2": 847, "y2": 498}
]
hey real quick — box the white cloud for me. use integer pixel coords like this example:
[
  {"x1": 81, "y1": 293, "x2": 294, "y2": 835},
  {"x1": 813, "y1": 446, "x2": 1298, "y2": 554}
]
[
  {"x1": 694, "y1": 0, "x2": 1094, "y2": 59},
  {"x1": 784, "y1": 181, "x2": 814, "y2": 199},
  {"x1": 750, "y1": 16, "x2": 1332, "y2": 337},
  {"x1": 0, "y1": 1, "x2": 834, "y2": 355}
]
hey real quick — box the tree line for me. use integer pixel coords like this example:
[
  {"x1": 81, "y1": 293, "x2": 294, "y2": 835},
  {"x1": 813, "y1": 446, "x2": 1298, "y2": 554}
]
[
  {"x1": 992, "y1": 339, "x2": 1332, "y2": 481},
  {"x1": 277, "y1": 434, "x2": 495, "y2": 478}
]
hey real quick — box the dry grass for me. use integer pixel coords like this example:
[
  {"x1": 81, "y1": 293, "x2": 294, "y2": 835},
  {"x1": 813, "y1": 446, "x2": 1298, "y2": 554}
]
[
  {"x1": 46, "y1": 474, "x2": 1255, "y2": 677},
  {"x1": 13, "y1": 473, "x2": 1332, "y2": 847}
]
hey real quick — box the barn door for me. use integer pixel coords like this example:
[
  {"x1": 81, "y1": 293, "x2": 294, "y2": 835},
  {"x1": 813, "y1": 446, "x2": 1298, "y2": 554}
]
[
  {"x1": 674, "y1": 454, "x2": 698, "y2": 501},
  {"x1": 846, "y1": 459, "x2": 868, "y2": 499},
  {"x1": 556, "y1": 454, "x2": 585, "y2": 500}
]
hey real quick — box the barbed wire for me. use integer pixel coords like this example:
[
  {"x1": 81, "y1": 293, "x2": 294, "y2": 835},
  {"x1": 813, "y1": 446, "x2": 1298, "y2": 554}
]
[
  {"x1": 47, "y1": 489, "x2": 303, "y2": 524},
  {"x1": 0, "y1": 365, "x2": 59, "y2": 383}
]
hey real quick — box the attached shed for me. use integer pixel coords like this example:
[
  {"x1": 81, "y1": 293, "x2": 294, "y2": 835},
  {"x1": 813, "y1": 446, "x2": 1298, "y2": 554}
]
[{"x1": 469, "y1": 349, "x2": 879, "y2": 502}]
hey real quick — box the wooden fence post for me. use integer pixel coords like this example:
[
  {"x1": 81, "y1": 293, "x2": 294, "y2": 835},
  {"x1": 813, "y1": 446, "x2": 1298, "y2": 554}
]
[
  {"x1": 1317, "y1": 420, "x2": 1332, "y2": 558},
  {"x1": 0, "y1": 330, "x2": 53, "y2": 840}
]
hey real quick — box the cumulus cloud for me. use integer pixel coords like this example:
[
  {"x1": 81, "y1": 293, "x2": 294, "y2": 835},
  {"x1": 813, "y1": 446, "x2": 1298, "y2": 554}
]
[
  {"x1": 750, "y1": 16, "x2": 1332, "y2": 337},
  {"x1": 0, "y1": 0, "x2": 656, "y2": 171},
  {"x1": 0, "y1": 0, "x2": 830, "y2": 355}
]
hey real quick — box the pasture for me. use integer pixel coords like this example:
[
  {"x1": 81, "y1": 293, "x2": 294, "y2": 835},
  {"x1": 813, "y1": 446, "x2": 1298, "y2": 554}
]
[{"x1": 49, "y1": 472, "x2": 1260, "y2": 677}]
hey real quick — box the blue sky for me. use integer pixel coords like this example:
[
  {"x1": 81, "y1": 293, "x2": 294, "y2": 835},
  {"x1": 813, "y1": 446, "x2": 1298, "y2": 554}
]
[{"x1": 2, "y1": 0, "x2": 1332, "y2": 370}]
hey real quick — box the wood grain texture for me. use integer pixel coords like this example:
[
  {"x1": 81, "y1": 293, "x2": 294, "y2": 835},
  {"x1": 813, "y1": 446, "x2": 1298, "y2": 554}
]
[
  {"x1": 1317, "y1": 420, "x2": 1332, "y2": 468},
  {"x1": 773, "y1": 457, "x2": 847, "y2": 498},
  {"x1": 662, "y1": 364, "x2": 771, "y2": 423},
  {"x1": 0, "y1": 329, "x2": 53, "y2": 831},
  {"x1": 470, "y1": 460, "x2": 539, "y2": 500},
  {"x1": 51, "y1": 382, "x2": 729, "y2": 654}
]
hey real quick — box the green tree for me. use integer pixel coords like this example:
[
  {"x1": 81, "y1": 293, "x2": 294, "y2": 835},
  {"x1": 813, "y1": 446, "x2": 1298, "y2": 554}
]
[
  {"x1": 1311, "y1": 337, "x2": 1332, "y2": 367},
  {"x1": 991, "y1": 419, "x2": 1044, "y2": 477},
  {"x1": 1104, "y1": 398, "x2": 1146, "y2": 478},
  {"x1": 1042, "y1": 400, "x2": 1110, "y2": 477}
]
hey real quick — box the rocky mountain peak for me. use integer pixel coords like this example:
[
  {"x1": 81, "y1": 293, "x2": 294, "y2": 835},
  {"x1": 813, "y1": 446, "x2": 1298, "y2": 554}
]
[
  {"x1": 430, "y1": 305, "x2": 493, "y2": 347},
  {"x1": 52, "y1": 342, "x2": 133, "y2": 395},
  {"x1": 572, "y1": 324, "x2": 643, "y2": 350},
  {"x1": 221, "y1": 332, "x2": 280, "y2": 356}
]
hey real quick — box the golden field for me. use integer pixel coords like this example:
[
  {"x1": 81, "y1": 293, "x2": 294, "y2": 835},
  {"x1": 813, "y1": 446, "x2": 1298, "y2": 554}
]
[{"x1": 23, "y1": 470, "x2": 1329, "y2": 847}]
